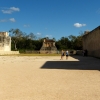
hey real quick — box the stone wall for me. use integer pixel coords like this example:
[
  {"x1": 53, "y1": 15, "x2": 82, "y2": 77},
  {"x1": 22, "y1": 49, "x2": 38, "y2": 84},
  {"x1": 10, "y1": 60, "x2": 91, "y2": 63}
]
[
  {"x1": 40, "y1": 38, "x2": 57, "y2": 54},
  {"x1": 0, "y1": 32, "x2": 19, "y2": 55},
  {"x1": 0, "y1": 32, "x2": 11, "y2": 51},
  {"x1": 82, "y1": 26, "x2": 100, "y2": 57}
]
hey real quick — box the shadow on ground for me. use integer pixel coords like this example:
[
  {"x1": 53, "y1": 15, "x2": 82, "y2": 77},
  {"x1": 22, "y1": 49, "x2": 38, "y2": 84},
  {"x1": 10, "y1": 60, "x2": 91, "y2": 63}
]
[{"x1": 41, "y1": 55, "x2": 100, "y2": 70}]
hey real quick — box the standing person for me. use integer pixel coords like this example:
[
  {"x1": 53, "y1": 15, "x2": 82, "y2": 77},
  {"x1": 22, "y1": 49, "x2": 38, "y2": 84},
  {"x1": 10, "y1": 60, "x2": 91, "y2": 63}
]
[
  {"x1": 82, "y1": 50, "x2": 85, "y2": 56},
  {"x1": 66, "y1": 50, "x2": 69, "y2": 60},
  {"x1": 60, "y1": 50, "x2": 65, "y2": 60}
]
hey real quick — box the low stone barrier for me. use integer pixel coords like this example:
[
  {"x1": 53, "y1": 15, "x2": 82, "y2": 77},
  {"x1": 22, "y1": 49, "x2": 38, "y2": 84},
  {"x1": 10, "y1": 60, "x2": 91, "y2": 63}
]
[{"x1": 0, "y1": 51, "x2": 19, "y2": 55}]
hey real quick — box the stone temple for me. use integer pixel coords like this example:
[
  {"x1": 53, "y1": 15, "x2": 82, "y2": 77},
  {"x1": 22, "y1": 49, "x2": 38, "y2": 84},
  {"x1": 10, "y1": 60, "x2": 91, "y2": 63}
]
[
  {"x1": 0, "y1": 32, "x2": 19, "y2": 55},
  {"x1": 40, "y1": 38, "x2": 57, "y2": 53}
]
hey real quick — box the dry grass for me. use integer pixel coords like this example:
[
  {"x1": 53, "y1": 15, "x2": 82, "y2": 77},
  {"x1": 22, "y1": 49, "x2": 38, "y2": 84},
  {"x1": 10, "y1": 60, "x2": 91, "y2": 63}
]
[{"x1": 0, "y1": 53, "x2": 61, "y2": 56}]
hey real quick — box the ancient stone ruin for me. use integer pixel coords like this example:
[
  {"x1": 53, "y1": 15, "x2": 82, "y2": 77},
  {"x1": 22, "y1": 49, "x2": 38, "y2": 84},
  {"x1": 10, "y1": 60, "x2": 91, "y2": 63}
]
[
  {"x1": 82, "y1": 26, "x2": 100, "y2": 58},
  {"x1": 0, "y1": 32, "x2": 19, "y2": 55},
  {"x1": 40, "y1": 38, "x2": 57, "y2": 53},
  {"x1": 0, "y1": 32, "x2": 11, "y2": 51}
]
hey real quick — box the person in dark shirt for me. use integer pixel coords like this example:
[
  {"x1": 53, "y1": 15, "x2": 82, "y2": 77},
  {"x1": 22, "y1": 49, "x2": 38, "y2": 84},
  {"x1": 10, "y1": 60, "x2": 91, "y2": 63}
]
[{"x1": 60, "y1": 50, "x2": 65, "y2": 60}]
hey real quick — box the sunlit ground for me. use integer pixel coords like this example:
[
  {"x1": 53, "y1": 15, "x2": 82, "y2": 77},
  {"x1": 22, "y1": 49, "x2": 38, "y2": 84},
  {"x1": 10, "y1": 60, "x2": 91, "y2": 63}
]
[{"x1": 0, "y1": 55, "x2": 100, "y2": 100}]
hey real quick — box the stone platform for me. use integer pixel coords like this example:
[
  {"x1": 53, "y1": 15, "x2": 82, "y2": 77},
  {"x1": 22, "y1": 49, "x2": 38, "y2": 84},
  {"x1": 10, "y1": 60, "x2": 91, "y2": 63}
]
[{"x1": 0, "y1": 51, "x2": 19, "y2": 55}]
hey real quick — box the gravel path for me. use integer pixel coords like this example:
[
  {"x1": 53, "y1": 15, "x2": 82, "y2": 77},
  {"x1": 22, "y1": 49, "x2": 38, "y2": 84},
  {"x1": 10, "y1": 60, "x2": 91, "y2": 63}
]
[{"x1": 0, "y1": 55, "x2": 100, "y2": 100}]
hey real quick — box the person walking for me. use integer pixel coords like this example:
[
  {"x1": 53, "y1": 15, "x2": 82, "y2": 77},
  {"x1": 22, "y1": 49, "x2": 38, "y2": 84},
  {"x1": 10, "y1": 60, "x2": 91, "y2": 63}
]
[
  {"x1": 60, "y1": 50, "x2": 65, "y2": 60},
  {"x1": 66, "y1": 50, "x2": 69, "y2": 60}
]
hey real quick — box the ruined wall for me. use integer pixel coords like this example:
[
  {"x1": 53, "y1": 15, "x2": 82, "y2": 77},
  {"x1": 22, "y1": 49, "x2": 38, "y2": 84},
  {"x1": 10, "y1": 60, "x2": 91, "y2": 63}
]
[
  {"x1": 82, "y1": 26, "x2": 100, "y2": 57},
  {"x1": 40, "y1": 39, "x2": 57, "y2": 53},
  {"x1": 0, "y1": 32, "x2": 19, "y2": 55},
  {"x1": 0, "y1": 32, "x2": 11, "y2": 51}
]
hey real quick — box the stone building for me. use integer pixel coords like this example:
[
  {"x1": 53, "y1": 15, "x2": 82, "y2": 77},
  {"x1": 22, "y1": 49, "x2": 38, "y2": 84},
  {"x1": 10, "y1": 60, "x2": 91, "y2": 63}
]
[
  {"x1": 82, "y1": 26, "x2": 100, "y2": 57},
  {"x1": 40, "y1": 38, "x2": 57, "y2": 53},
  {"x1": 0, "y1": 32, "x2": 11, "y2": 51},
  {"x1": 0, "y1": 32, "x2": 19, "y2": 55}
]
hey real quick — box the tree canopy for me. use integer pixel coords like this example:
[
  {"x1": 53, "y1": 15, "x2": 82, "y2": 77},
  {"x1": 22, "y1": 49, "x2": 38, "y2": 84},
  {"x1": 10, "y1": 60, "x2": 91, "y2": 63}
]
[{"x1": 9, "y1": 28, "x2": 83, "y2": 52}]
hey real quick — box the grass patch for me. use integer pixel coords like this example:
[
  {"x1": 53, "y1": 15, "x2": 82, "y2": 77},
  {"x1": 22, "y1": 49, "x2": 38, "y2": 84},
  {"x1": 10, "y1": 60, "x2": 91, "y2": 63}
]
[{"x1": 0, "y1": 53, "x2": 61, "y2": 56}]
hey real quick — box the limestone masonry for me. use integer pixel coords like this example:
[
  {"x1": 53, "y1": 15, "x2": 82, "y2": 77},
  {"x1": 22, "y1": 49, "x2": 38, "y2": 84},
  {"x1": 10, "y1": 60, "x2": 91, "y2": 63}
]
[
  {"x1": 0, "y1": 32, "x2": 19, "y2": 55},
  {"x1": 0, "y1": 32, "x2": 11, "y2": 51},
  {"x1": 40, "y1": 38, "x2": 57, "y2": 53},
  {"x1": 83, "y1": 26, "x2": 100, "y2": 58}
]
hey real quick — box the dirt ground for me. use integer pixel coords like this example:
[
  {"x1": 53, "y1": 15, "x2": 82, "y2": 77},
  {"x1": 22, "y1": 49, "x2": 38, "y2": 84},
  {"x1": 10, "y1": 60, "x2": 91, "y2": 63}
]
[{"x1": 0, "y1": 55, "x2": 100, "y2": 100}]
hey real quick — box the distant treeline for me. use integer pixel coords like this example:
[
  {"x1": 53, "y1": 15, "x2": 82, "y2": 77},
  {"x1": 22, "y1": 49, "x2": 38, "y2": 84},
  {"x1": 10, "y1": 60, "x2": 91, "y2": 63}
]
[{"x1": 9, "y1": 28, "x2": 83, "y2": 53}]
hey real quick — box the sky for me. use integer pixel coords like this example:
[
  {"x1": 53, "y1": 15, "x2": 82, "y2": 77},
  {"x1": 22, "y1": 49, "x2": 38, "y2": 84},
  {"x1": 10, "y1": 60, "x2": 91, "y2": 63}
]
[{"x1": 0, "y1": 0, "x2": 100, "y2": 40}]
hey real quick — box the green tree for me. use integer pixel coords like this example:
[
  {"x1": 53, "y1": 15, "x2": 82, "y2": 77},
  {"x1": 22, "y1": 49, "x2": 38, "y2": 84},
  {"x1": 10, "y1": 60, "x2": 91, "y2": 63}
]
[
  {"x1": 27, "y1": 32, "x2": 36, "y2": 40},
  {"x1": 74, "y1": 33, "x2": 83, "y2": 50},
  {"x1": 68, "y1": 35, "x2": 77, "y2": 49},
  {"x1": 56, "y1": 37, "x2": 70, "y2": 50},
  {"x1": 9, "y1": 29, "x2": 23, "y2": 50}
]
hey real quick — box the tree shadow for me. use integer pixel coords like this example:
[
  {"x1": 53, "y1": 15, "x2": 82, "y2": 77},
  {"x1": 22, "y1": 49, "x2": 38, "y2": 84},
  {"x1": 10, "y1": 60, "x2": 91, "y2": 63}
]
[{"x1": 41, "y1": 55, "x2": 100, "y2": 70}]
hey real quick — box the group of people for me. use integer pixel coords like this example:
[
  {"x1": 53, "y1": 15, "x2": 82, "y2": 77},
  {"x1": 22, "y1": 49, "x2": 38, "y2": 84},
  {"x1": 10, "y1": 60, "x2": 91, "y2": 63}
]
[{"x1": 60, "y1": 50, "x2": 69, "y2": 60}]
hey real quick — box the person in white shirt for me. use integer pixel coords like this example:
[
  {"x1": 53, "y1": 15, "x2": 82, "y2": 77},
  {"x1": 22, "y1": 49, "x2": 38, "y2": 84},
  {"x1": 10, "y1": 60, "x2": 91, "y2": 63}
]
[{"x1": 66, "y1": 50, "x2": 69, "y2": 60}]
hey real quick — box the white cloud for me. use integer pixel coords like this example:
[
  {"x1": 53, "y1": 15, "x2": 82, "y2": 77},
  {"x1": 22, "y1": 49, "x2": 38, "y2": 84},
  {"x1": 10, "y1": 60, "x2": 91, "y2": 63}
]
[
  {"x1": 23, "y1": 24, "x2": 30, "y2": 27},
  {"x1": 9, "y1": 18, "x2": 16, "y2": 22},
  {"x1": 0, "y1": 18, "x2": 16, "y2": 22},
  {"x1": 10, "y1": 7, "x2": 20, "y2": 11},
  {"x1": 36, "y1": 32, "x2": 42, "y2": 39},
  {"x1": 82, "y1": 24, "x2": 86, "y2": 26},
  {"x1": 36, "y1": 32, "x2": 41, "y2": 36},
  {"x1": 74, "y1": 23, "x2": 86, "y2": 28},
  {"x1": 45, "y1": 35, "x2": 53, "y2": 38},
  {"x1": 0, "y1": 19, "x2": 7, "y2": 22},
  {"x1": 1, "y1": 7, "x2": 20, "y2": 14}
]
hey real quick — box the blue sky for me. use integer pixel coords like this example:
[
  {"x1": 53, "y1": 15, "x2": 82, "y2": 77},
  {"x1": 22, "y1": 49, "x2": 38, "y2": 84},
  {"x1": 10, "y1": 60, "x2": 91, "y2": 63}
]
[{"x1": 0, "y1": 0, "x2": 100, "y2": 40}]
